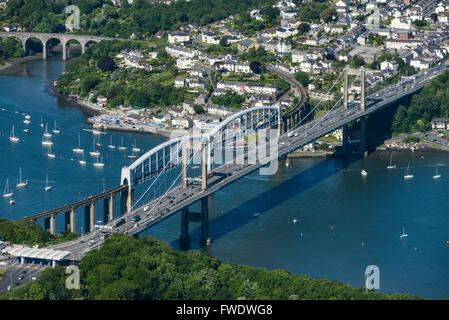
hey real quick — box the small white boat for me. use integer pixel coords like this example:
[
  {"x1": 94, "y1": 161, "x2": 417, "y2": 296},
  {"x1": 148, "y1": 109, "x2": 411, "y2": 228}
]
[
  {"x1": 89, "y1": 139, "x2": 100, "y2": 157},
  {"x1": 52, "y1": 120, "x2": 60, "y2": 134},
  {"x1": 41, "y1": 140, "x2": 53, "y2": 146},
  {"x1": 23, "y1": 119, "x2": 31, "y2": 125},
  {"x1": 252, "y1": 213, "x2": 261, "y2": 218},
  {"x1": 16, "y1": 168, "x2": 28, "y2": 188},
  {"x1": 73, "y1": 133, "x2": 84, "y2": 153},
  {"x1": 118, "y1": 137, "x2": 127, "y2": 151},
  {"x1": 361, "y1": 169, "x2": 368, "y2": 176},
  {"x1": 127, "y1": 149, "x2": 138, "y2": 159},
  {"x1": 292, "y1": 218, "x2": 299, "y2": 223},
  {"x1": 43, "y1": 123, "x2": 52, "y2": 138},
  {"x1": 386, "y1": 153, "x2": 396, "y2": 169},
  {"x1": 9, "y1": 126, "x2": 19, "y2": 142},
  {"x1": 9, "y1": 199, "x2": 15, "y2": 206},
  {"x1": 93, "y1": 156, "x2": 104, "y2": 168},
  {"x1": 404, "y1": 163, "x2": 414, "y2": 179},
  {"x1": 3, "y1": 179, "x2": 14, "y2": 198},
  {"x1": 107, "y1": 136, "x2": 116, "y2": 149},
  {"x1": 400, "y1": 226, "x2": 408, "y2": 239},
  {"x1": 132, "y1": 140, "x2": 140, "y2": 152},
  {"x1": 23, "y1": 129, "x2": 30, "y2": 133},
  {"x1": 433, "y1": 167, "x2": 441, "y2": 179},
  {"x1": 44, "y1": 175, "x2": 52, "y2": 192},
  {"x1": 92, "y1": 129, "x2": 102, "y2": 135},
  {"x1": 79, "y1": 153, "x2": 86, "y2": 165},
  {"x1": 24, "y1": 115, "x2": 31, "y2": 120},
  {"x1": 40, "y1": 117, "x2": 44, "y2": 128}
]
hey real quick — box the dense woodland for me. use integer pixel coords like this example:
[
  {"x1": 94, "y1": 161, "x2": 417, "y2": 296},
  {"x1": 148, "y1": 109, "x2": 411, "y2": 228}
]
[
  {"x1": 392, "y1": 70, "x2": 449, "y2": 133},
  {"x1": 0, "y1": 219, "x2": 78, "y2": 246},
  {"x1": 0, "y1": 37, "x2": 24, "y2": 64},
  {"x1": 1, "y1": 234, "x2": 422, "y2": 300},
  {"x1": 0, "y1": 0, "x2": 276, "y2": 38}
]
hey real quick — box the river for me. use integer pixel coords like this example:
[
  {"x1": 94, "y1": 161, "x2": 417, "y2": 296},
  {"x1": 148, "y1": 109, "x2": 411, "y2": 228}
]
[{"x1": 1, "y1": 57, "x2": 448, "y2": 299}]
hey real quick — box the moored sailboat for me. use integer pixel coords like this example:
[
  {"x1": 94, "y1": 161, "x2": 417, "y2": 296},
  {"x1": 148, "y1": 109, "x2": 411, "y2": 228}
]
[
  {"x1": 387, "y1": 153, "x2": 396, "y2": 169},
  {"x1": 404, "y1": 163, "x2": 414, "y2": 179},
  {"x1": 16, "y1": 168, "x2": 28, "y2": 188},
  {"x1": 9, "y1": 125, "x2": 19, "y2": 142},
  {"x1": 3, "y1": 179, "x2": 14, "y2": 198}
]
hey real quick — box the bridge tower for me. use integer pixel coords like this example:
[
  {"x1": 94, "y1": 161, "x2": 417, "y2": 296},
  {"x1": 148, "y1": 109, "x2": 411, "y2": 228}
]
[{"x1": 343, "y1": 67, "x2": 367, "y2": 157}]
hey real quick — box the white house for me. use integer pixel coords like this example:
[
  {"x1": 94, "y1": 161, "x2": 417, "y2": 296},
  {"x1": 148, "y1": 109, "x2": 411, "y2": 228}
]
[{"x1": 168, "y1": 31, "x2": 190, "y2": 44}]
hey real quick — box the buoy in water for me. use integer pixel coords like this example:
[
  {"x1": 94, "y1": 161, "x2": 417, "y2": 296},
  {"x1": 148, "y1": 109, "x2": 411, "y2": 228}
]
[{"x1": 414, "y1": 247, "x2": 418, "y2": 251}]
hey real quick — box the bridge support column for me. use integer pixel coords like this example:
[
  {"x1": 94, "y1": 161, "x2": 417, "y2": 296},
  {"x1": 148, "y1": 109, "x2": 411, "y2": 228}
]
[
  {"x1": 342, "y1": 125, "x2": 349, "y2": 156},
  {"x1": 22, "y1": 41, "x2": 27, "y2": 56},
  {"x1": 50, "y1": 214, "x2": 56, "y2": 235},
  {"x1": 90, "y1": 202, "x2": 96, "y2": 232},
  {"x1": 109, "y1": 194, "x2": 114, "y2": 221},
  {"x1": 179, "y1": 207, "x2": 190, "y2": 250},
  {"x1": 65, "y1": 211, "x2": 70, "y2": 231},
  {"x1": 120, "y1": 189, "x2": 128, "y2": 215},
  {"x1": 70, "y1": 207, "x2": 76, "y2": 233},
  {"x1": 199, "y1": 197, "x2": 209, "y2": 247},
  {"x1": 44, "y1": 217, "x2": 50, "y2": 232},
  {"x1": 62, "y1": 42, "x2": 68, "y2": 60},
  {"x1": 359, "y1": 117, "x2": 368, "y2": 158},
  {"x1": 103, "y1": 198, "x2": 109, "y2": 224},
  {"x1": 201, "y1": 141, "x2": 207, "y2": 191},
  {"x1": 182, "y1": 139, "x2": 189, "y2": 188},
  {"x1": 42, "y1": 41, "x2": 48, "y2": 60},
  {"x1": 179, "y1": 197, "x2": 210, "y2": 250},
  {"x1": 127, "y1": 187, "x2": 134, "y2": 213},
  {"x1": 84, "y1": 205, "x2": 90, "y2": 234}
]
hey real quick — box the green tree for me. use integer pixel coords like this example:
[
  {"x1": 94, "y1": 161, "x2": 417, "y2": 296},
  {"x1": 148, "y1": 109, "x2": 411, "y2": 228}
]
[
  {"x1": 320, "y1": 7, "x2": 336, "y2": 23},
  {"x1": 294, "y1": 71, "x2": 310, "y2": 87}
]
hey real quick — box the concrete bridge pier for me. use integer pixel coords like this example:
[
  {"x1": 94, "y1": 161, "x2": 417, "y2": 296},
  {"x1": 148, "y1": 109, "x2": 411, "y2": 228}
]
[
  {"x1": 342, "y1": 125, "x2": 350, "y2": 156},
  {"x1": 44, "y1": 217, "x2": 50, "y2": 232},
  {"x1": 103, "y1": 198, "x2": 109, "y2": 224},
  {"x1": 179, "y1": 207, "x2": 191, "y2": 250},
  {"x1": 199, "y1": 197, "x2": 210, "y2": 247},
  {"x1": 109, "y1": 194, "x2": 115, "y2": 221},
  {"x1": 84, "y1": 205, "x2": 90, "y2": 234},
  {"x1": 70, "y1": 207, "x2": 76, "y2": 233},
  {"x1": 65, "y1": 211, "x2": 70, "y2": 231},
  {"x1": 359, "y1": 117, "x2": 368, "y2": 158},
  {"x1": 179, "y1": 197, "x2": 210, "y2": 250},
  {"x1": 50, "y1": 214, "x2": 56, "y2": 235},
  {"x1": 90, "y1": 202, "x2": 96, "y2": 231},
  {"x1": 120, "y1": 190, "x2": 127, "y2": 215}
]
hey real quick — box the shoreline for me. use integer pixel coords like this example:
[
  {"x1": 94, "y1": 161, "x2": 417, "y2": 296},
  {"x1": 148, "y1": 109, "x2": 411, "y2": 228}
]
[
  {"x1": 52, "y1": 87, "x2": 174, "y2": 138},
  {"x1": 0, "y1": 54, "x2": 45, "y2": 73}
]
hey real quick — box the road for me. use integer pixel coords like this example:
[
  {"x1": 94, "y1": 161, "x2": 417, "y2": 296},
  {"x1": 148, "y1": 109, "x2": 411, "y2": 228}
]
[{"x1": 40, "y1": 61, "x2": 449, "y2": 261}]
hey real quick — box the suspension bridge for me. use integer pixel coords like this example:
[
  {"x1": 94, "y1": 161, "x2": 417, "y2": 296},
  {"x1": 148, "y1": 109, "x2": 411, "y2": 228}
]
[{"x1": 14, "y1": 61, "x2": 449, "y2": 260}]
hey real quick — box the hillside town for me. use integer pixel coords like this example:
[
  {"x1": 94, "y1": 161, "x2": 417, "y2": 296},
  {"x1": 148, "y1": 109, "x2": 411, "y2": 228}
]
[
  {"x1": 80, "y1": 0, "x2": 449, "y2": 141},
  {"x1": 5, "y1": 0, "x2": 449, "y2": 142}
]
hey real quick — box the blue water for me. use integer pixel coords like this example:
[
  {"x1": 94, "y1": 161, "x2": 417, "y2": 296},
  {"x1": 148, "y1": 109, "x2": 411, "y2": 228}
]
[{"x1": 1, "y1": 57, "x2": 449, "y2": 299}]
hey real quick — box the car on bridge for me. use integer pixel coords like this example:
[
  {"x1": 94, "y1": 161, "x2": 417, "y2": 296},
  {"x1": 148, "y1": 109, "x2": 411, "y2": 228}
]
[
  {"x1": 131, "y1": 215, "x2": 141, "y2": 223},
  {"x1": 114, "y1": 218, "x2": 125, "y2": 227}
]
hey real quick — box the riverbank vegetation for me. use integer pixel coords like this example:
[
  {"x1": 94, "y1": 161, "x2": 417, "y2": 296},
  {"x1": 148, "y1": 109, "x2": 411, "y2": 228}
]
[
  {"x1": 0, "y1": 38, "x2": 24, "y2": 64},
  {"x1": 55, "y1": 40, "x2": 189, "y2": 109},
  {"x1": 2, "y1": 234, "x2": 422, "y2": 300},
  {"x1": 392, "y1": 70, "x2": 449, "y2": 134},
  {"x1": 0, "y1": 0, "x2": 276, "y2": 38},
  {"x1": 0, "y1": 219, "x2": 79, "y2": 247}
]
